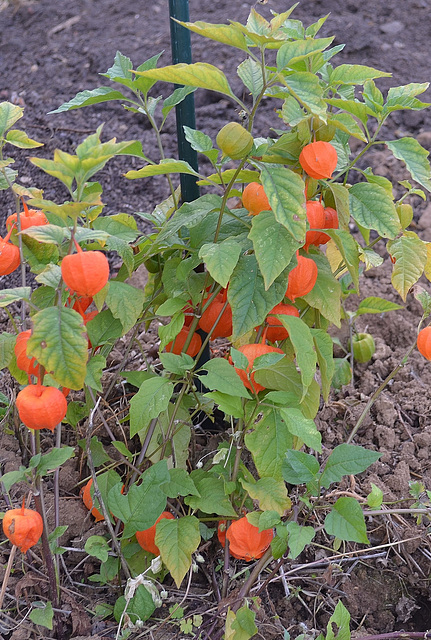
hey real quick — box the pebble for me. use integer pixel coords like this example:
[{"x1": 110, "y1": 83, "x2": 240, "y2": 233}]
[{"x1": 380, "y1": 20, "x2": 404, "y2": 35}]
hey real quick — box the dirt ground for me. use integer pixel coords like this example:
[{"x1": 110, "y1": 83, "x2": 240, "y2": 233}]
[{"x1": 1, "y1": 0, "x2": 431, "y2": 638}]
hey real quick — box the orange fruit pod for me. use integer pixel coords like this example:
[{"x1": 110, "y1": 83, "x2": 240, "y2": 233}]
[
  {"x1": 285, "y1": 253, "x2": 318, "y2": 302},
  {"x1": 6, "y1": 200, "x2": 48, "y2": 231},
  {"x1": 81, "y1": 478, "x2": 125, "y2": 522},
  {"x1": 317, "y1": 206, "x2": 339, "y2": 245},
  {"x1": 229, "y1": 343, "x2": 284, "y2": 394},
  {"x1": 304, "y1": 200, "x2": 326, "y2": 250},
  {"x1": 218, "y1": 517, "x2": 274, "y2": 561},
  {"x1": 299, "y1": 141, "x2": 338, "y2": 180},
  {"x1": 417, "y1": 326, "x2": 431, "y2": 360},
  {"x1": 166, "y1": 327, "x2": 202, "y2": 357},
  {"x1": 0, "y1": 227, "x2": 20, "y2": 276},
  {"x1": 61, "y1": 243, "x2": 109, "y2": 297},
  {"x1": 260, "y1": 303, "x2": 300, "y2": 342},
  {"x1": 198, "y1": 289, "x2": 233, "y2": 338},
  {"x1": 136, "y1": 511, "x2": 175, "y2": 555},
  {"x1": 3, "y1": 499, "x2": 43, "y2": 553},
  {"x1": 14, "y1": 330, "x2": 40, "y2": 377},
  {"x1": 69, "y1": 295, "x2": 93, "y2": 314},
  {"x1": 15, "y1": 384, "x2": 68, "y2": 431},
  {"x1": 242, "y1": 182, "x2": 271, "y2": 216}
]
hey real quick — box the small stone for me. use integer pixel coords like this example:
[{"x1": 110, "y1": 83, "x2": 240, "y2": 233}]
[{"x1": 380, "y1": 20, "x2": 404, "y2": 35}]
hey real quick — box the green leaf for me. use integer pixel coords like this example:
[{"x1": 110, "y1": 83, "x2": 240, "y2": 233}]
[
  {"x1": 311, "y1": 328, "x2": 335, "y2": 402},
  {"x1": 134, "y1": 63, "x2": 235, "y2": 99},
  {"x1": 384, "y1": 82, "x2": 431, "y2": 114},
  {"x1": 326, "y1": 601, "x2": 351, "y2": 640},
  {"x1": 259, "y1": 164, "x2": 306, "y2": 242},
  {"x1": 283, "y1": 71, "x2": 327, "y2": 119},
  {"x1": 125, "y1": 158, "x2": 199, "y2": 180},
  {"x1": 178, "y1": 20, "x2": 249, "y2": 52},
  {"x1": 279, "y1": 407, "x2": 322, "y2": 452},
  {"x1": 0, "y1": 332, "x2": 16, "y2": 369},
  {"x1": 330, "y1": 113, "x2": 366, "y2": 141},
  {"x1": 205, "y1": 391, "x2": 244, "y2": 418},
  {"x1": 388, "y1": 233, "x2": 428, "y2": 301},
  {"x1": 156, "y1": 515, "x2": 201, "y2": 587},
  {"x1": 356, "y1": 296, "x2": 403, "y2": 315},
  {"x1": 330, "y1": 64, "x2": 391, "y2": 85},
  {"x1": 85, "y1": 309, "x2": 123, "y2": 347},
  {"x1": 386, "y1": 137, "x2": 431, "y2": 192},
  {"x1": 110, "y1": 460, "x2": 170, "y2": 537},
  {"x1": 129, "y1": 377, "x2": 174, "y2": 438},
  {"x1": 85, "y1": 535, "x2": 110, "y2": 562},
  {"x1": 6, "y1": 129, "x2": 43, "y2": 149},
  {"x1": 325, "y1": 98, "x2": 370, "y2": 125},
  {"x1": 325, "y1": 229, "x2": 360, "y2": 290},
  {"x1": 249, "y1": 211, "x2": 299, "y2": 289},
  {"x1": 0, "y1": 287, "x2": 31, "y2": 307},
  {"x1": 21, "y1": 224, "x2": 66, "y2": 245},
  {"x1": 185, "y1": 476, "x2": 237, "y2": 517},
  {"x1": 367, "y1": 483, "x2": 384, "y2": 509},
  {"x1": 85, "y1": 354, "x2": 106, "y2": 392},
  {"x1": 78, "y1": 435, "x2": 111, "y2": 467},
  {"x1": 240, "y1": 477, "x2": 291, "y2": 515},
  {"x1": 33, "y1": 447, "x2": 75, "y2": 476},
  {"x1": 35, "y1": 265, "x2": 62, "y2": 291},
  {"x1": 29, "y1": 601, "x2": 54, "y2": 630},
  {"x1": 282, "y1": 449, "x2": 320, "y2": 484},
  {"x1": 49, "y1": 87, "x2": 127, "y2": 114},
  {"x1": 277, "y1": 38, "x2": 334, "y2": 70},
  {"x1": 285, "y1": 522, "x2": 315, "y2": 559},
  {"x1": 158, "y1": 194, "x2": 223, "y2": 243},
  {"x1": 320, "y1": 444, "x2": 381, "y2": 489},
  {"x1": 199, "y1": 239, "x2": 242, "y2": 288},
  {"x1": 245, "y1": 409, "x2": 294, "y2": 481},
  {"x1": 302, "y1": 253, "x2": 342, "y2": 327},
  {"x1": 277, "y1": 315, "x2": 316, "y2": 394},
  {"x1": 159, "y1": 352, "x2": 195, "y2": 375},
  {"x1": 162, "y1": 468, "x2": 200, "y2": 499},
  {"x1": 113, "y1": 584, "x2": 155, "y2": 624},
  {"x1": 0, "y1": 102, "x2": 23, "y2": 136},
  {"x1": 228, "y1": 253, "x2": 287, "y2": 338},
  {"x1": 237, "y1": 59, "x2": 264, "y2": 99},
  {"x1": 93, "y1": 212, "x2": 138, "y2": 242},
  {"x1": 349, "y1": 182, "x2": 401, "y2": 238},
  {"x1": 324, "y1": 497, "x2": 368, "y2": 543},
  {"x1": 27, "y1": 307, "x2": 88, "y2": 390},
  {"x1": 105, "y1": 281, "x2": 144, "y2": 332},
  {"x1": 162, "y1": 86, "x2": 198, "y2": 120},
  {"x1": 197, "y1": 357, "x2": 250, "y2": 398},
  {"x1": 226, "y1": 604, "x2": 258, "y2": 640}
]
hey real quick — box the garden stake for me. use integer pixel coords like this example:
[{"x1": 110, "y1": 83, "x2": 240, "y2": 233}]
[{"x1": 168, "y1": 0, "x2": 211, "y2": 384}]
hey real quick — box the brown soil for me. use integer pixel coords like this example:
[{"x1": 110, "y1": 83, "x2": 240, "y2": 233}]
[{"x1": 1, "y1": 0, "x2": 431, "y2": 639}]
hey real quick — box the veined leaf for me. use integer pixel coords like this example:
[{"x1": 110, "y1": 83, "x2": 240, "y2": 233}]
[
  {"x1": 259, "y1": 164, "x2": 306, "y2": 242},
  {"x1": 240, "y1": 477, "x2": 291, "y2": 515},
  {"x1": 177, "y1": 20, "x2": 249, "y2": 52},
  {"x1": 129, "y1": 377, "x2": 173, "y2": 438},
  {"x1": 349, "y1": 182, "x2": 401, "y2": 238},
  {"x1": 388, "y1": 233, "x2": 428, "y2": 301},
  {"x1": 283, "y1": 71, "x2": 327, "y2": 119},
  {"x1": 27, "y1": 307, "x2": 88, "y2": 390},
  {"x1": 249, "y1": 210, "x2": 298, "y2": 289},
  {"x1": 245, "y1": 409, "x2": 295, "y2": 481},
  {"x1": 199, "y1": 239, "x2": 242, "y2": 288},
  {"x1": 324, "y1": 497, "x2": 368, "y2": 544},
  {"x1": 356, "y1": 296, "x2": 403, "y2": 315},
  {"x1": 330, "y1": 64, "x2": 391, "y2": 85},
  {"x1": 49, "y1": 87, "x2": 127, "y2": 114},
  {"x1": 155, "y1": 516, "x2": 201, "y2": 587},
  {"x1": 228, "y1": 253, "x2": 287, "y2": 338},
  {"x1": 134, "y1": 63, "x2": 235, "y2": 99},
  {"x1": 125, "y1": 159, "x2": 199, "y2": 180},
  {"x1": 386, "y1": 138, "x2": 431, "y2": 192},
  {"x1": 0, "y1": 102, "x2": 23, "y2": 136}
]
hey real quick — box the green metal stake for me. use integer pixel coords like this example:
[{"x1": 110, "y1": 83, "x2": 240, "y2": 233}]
[
  {"x1": 168, "y1": 0, "x2": 213, "y2": 415},
  {"x1": 168, "y1": 0, "x2": 200, "y2": 202}
]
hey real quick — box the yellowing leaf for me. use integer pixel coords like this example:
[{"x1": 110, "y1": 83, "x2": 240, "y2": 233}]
[{"x1": 155, "y1": 516, "x2": 201, "y2": 587}]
